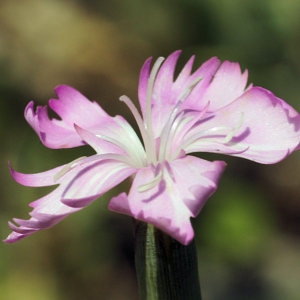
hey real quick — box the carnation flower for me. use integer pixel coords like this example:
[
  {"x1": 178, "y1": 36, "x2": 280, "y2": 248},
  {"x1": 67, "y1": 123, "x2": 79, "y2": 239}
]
[{"x1": 4, "y1": 51, "x2": 300, "y2": 244}]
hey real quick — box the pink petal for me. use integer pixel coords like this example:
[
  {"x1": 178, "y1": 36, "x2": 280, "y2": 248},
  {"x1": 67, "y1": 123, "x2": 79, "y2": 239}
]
[
  {"x1": 61, "y1": 158, "x2": 136, "y2": 206},
  {"x1": 4, "y1": 186, "x2": 81, "y2": 243},
  {"x1": 140, "y1": 51, "x2": 221, "y2": 138},
  {"x1": 138, "y1": 56, "x2": 152, "y2": 115},
  {"x1": 74, "y1": 124, "x2": 124, "y2": 154},
  {"x1": 152, "y1": 51, "x2": 182, "y2": 105},
  {"x1": 4, "y1": 156, "x2": 136, "y2": 243},
  {"x1": 8, "y1": 161, "x2": 67, "y2": 187},
  {"x1": 185, "y1": 87, "x2": 300, "y2": 163},
  {"x1": 4, "y1": 232, "x2": 33, "y2": 243},
  {"x1": 25, "y1": 85, "x2": 122, "y2": 149},
  {"x1": 137, "y1": 52, "x2": 181, "y2": 139},
  {"x1": 173, "y1": 54, "x2": 195, "y2": 84},
  {"x1": 26, "y1": 101, "x2": 82, "y2": 148},
  {"x1": 177, "y1": 56, "x2": 221, "y2": 109},
  {"x1": 74, "y1": 121, "x2": 146, "y2": 164},
  {"x1": 138, "y1": 51, "x2": 182, "y2": 116},
  {"x1": 200, "y1": 60, "x2": 248, "y2": 111},
  {"x1": 49, "y1": 85, "x2": 107, "y2": 123},
  {"x1": 109, "y1": 156, "x2": 226, "y2": 245}
]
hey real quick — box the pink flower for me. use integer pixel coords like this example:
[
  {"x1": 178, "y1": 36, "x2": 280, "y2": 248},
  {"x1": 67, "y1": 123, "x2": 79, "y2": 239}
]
[{"x1": 4, "y1": 51, "x2": 300, "y2": 245}]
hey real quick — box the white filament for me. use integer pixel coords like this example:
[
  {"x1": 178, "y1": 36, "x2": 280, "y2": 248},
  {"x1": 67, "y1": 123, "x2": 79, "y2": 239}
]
[
  {"x1": 137, "y1": 169, "x2": 163, "y2": 192},
  {"x1": 158, "y1": 102, "x2": 183, "y2": 161},
  {"x1": 119, "y1": 95, "x2": 154, "y2": 166},
  {"x1": 223, "y1": 112, "x2": 244, "y2": 144},
  {"x1": 177, "y1": 76, "x2": 203, "y2": 102},
  {"x1": 145, "y1": 57, "x2": 165, "y2": 133},
  {"x1": 120, "y1": 57, "x2": 165, "y2": 166},
  {"x1": 54, "y1": 156, "x2": 87, "y2": 182}
]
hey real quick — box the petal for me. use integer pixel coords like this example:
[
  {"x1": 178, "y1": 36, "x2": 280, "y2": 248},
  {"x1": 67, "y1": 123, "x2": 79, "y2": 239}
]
[
  {"x1": 4, "y1": 155, "x2": 135, "y2": 243},
  {"x1": 200, "y1": 60, "x2": 248, "y2": 110},
  {"x1": 74, "y1": 124, "x2": 124, "y2": 155},
  {"x1": 74, "y1": 121, "x2": 146, "y2": 166},
  {"x1": 152, "y1": 51, "x2": 182, "y2": 105},
  {"x1": 138, "y1": 51, "x2": 181, "y2": 116},
  {"x1": 61, "y1": 158, "x2": 136, "y2": 207},
  {"x1": 138, "y1": 51, "x2": 221, "y2": 138},
  {"x1": 25, "y1": 85, "x2": 122, "y2": 149},
  {"x1": 109, "y1": 156, "x2": 226, "y2": 245},
  {"x1": 4, "y1": 232, "x2": 33, "y2": 243},
  {"x1": 48, "y1": 85, "x2": 107, "y2": 123},
  {"x1": 8, "y1": 161, "x2": 68, "y2": 187},
  {"x1": 185, "y1": 87, "x2": 300, "y2": 163},
  {"x1": 176, "y1": 56, "x2": 221, "y2": 110},
  {"x1": 138, "y1": 56, "x2": 152, "y2": 115},
  {"x1": 25, "y1": 101, "x2": 82, "y2": 149},
  {"x1": 4, "y1": 186, "x2": 81, "y2": 243}
]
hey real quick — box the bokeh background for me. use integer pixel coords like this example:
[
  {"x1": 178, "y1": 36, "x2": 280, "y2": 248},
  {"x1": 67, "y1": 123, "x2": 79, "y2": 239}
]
[{"x1": 1, "y1": 0, "x2": 300, "y2": 299}]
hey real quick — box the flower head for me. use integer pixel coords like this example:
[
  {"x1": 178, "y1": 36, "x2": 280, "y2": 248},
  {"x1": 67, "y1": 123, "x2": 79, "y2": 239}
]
[{"x1": 4, "y1": 51, "x2": 300, "y2": 245}]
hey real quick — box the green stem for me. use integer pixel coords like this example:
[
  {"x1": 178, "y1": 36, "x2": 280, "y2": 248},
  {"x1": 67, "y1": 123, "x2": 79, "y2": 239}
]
[{"x1": 134, "y1": 221, "x2": 202, "y2": 300}]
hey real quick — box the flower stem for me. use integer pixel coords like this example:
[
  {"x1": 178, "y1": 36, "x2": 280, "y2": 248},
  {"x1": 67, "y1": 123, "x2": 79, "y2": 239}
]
[{"x1": 134, "y1": 221, "x2": 202, "y2": 300}]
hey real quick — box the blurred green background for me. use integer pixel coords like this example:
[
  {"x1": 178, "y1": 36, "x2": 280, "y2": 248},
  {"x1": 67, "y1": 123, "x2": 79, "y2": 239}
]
[{"x1": 1, "y1": 0, "x2": 300, "y2": 299}]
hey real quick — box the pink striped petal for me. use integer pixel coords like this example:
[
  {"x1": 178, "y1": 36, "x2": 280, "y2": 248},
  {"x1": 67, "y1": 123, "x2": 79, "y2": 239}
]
[
  {"x1": 109, "y1": 156, "x2": 225, "y2": 245},
  {"x1": 4, "y1": 186, "x2": 81, "y2": 243},
  {"x1": 61, "y1": 158, "x2": 136, "y2": 205},
  {"x1": 185, "y1": 87, "x2": 300, "y2": 163},
  {"x1": 4, "y1": 156, "x2": 136, "y2": 243},
  {"x1": 25, "y1": 85, "x2": 123, "y2": 149},
  {"x1": 74, "y1": 121, "x2": 146, "y2": 165},
  {"x1": 138, "y1": 51, "x2": 221, "y2": 137},
  {"x1": 200, "y1": 60, "x2": 249, "y2": 110},
  {"x1": 8, "y1": 161, "x2": 67, "y2": 187},
  {"x1": 176, "y1": 56, "x2": 221, "y2": 110}
]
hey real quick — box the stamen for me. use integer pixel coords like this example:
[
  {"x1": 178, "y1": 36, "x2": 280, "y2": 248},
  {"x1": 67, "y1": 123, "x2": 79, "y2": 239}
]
[
  {"x1": 180, "y1": 126, "x2": 230, "y2": 150},
  {"x1": 119, "y1": 96, "x2": 144, "y2": 134},
  {"x1": 96, "y1": 131, "x2": 144, "y2": 167},
  {"x1": 157, "y1": 76, "x2": 204, "y2": 161},
  {"x1": 158, "y1": 101, "x2": 183, "y2": 161},
  {"x1": 95, "y1": 134, "x2": 127, "y2": 150},
  {"x1": 177, "y1": 76, "x2": 203, "y2": 102},
  {"x1": 138, "y1": 167, "x2": 163, "y2": 192},
  {"x1": 119, "y1": 95, "x2": 152, "y2": 165},
  {"x1": 113, "y1": 112, "x2": 147, "y2": 166},
  {"x1": 120, "y1": 57, "x2": 166, "y2": 166},
  {"x1": 120, "y1": 95, "x2": 157, "y2": 163},
  {"x1": 166, "y1": 113, "x2": 194, "y2": 161},
  {"x1": 54, "y1": 156, "x2": 86, "y2": 182},
  {"x1": 145, "y1": 57, "x2": 165, "y2": 132},
  {"x1": 54, "y1": 153, "x2": 140, "y2": 184},
  {"x1": 141, "y1": 57, "x2": 165, "y2": 165},
  {"x1": 137, "y1": 161, "x2": 177, "y2": 193},
  {"x1": 95, "y1": 153, "x2": 141, "y2": 167},
  {"x1": 172, "y1": 102, "x2": 210, "y2": 158},
  {"x1": 179, "y1": 112, "x2": 245, "y2": 153},
  {"x1": 223, "y1": 112, "x2": 244, "y2": 144}
]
